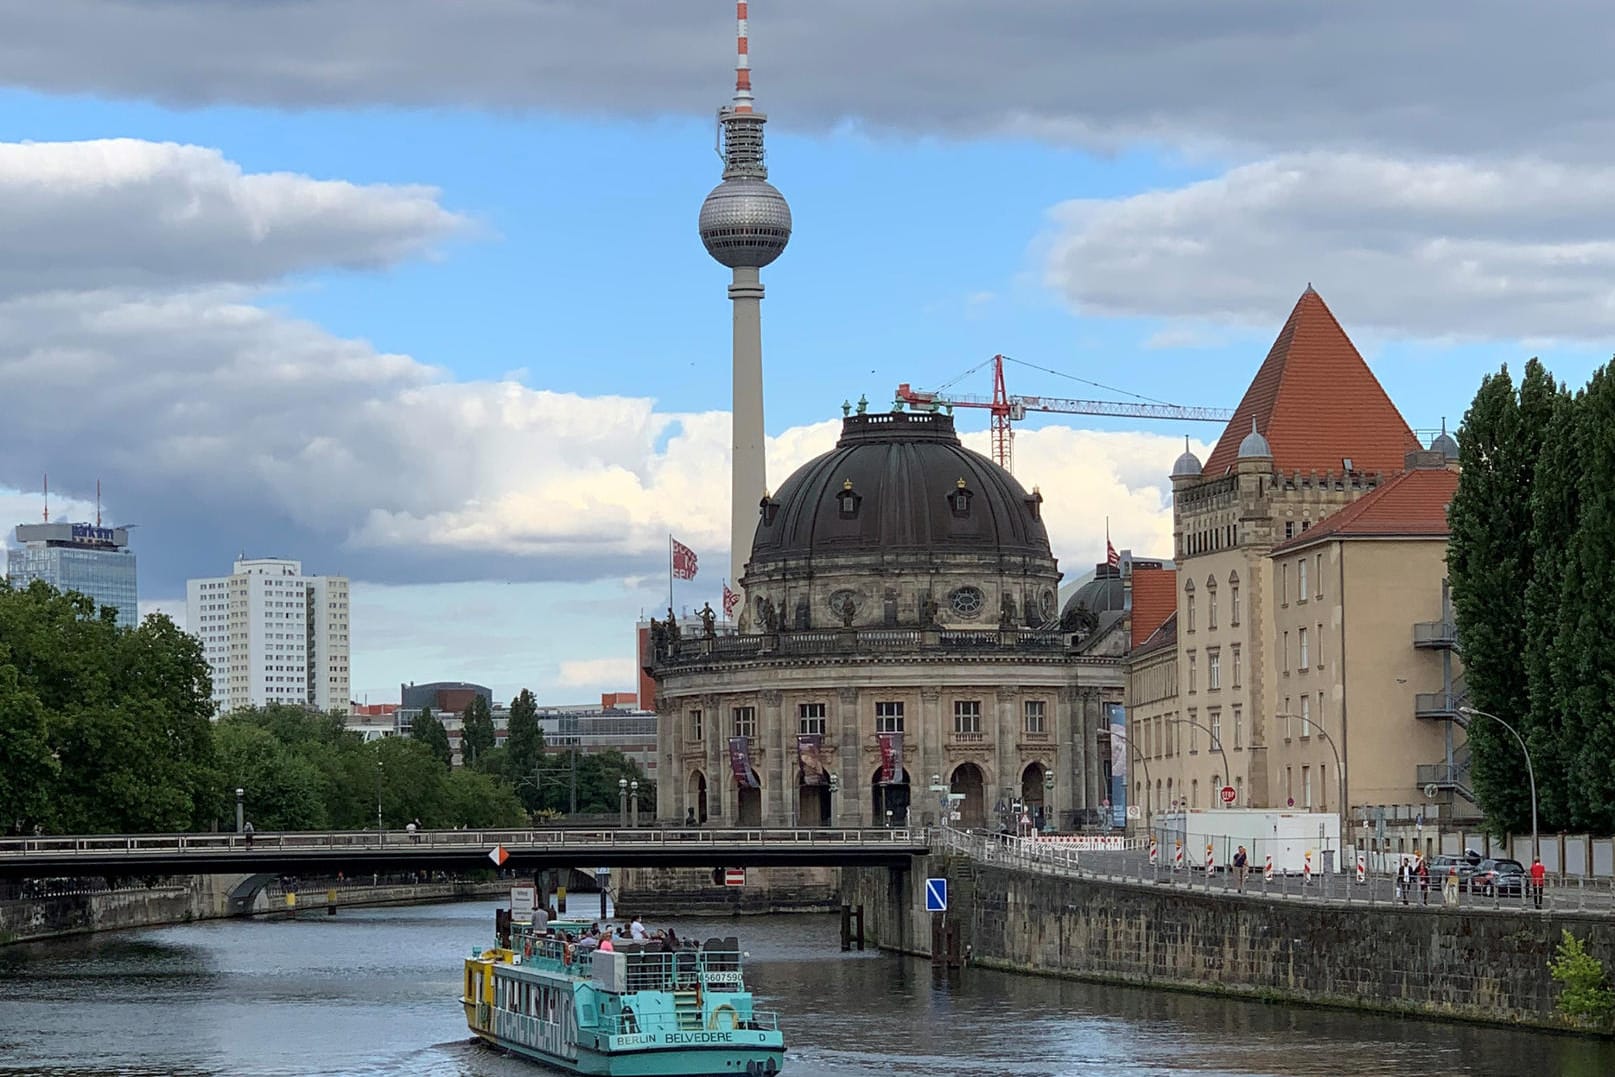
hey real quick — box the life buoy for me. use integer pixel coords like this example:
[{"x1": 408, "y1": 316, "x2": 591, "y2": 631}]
[{"x1": 707, "y1": 1003, "x2": 739, "y2": 1030}]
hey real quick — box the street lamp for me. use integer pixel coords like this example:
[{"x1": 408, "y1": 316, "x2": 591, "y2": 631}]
[
  {"x1": 375, "y1": 759, "x2": 384, "y2": 835},
  {"x1": 618, "y1": 778, "x2": 629, "y2": 828},
  {"x1": 1273, "y1": 713, "x2": 1346, "y2": 835},
  {"x1": 235, "y1": 787, "x2": 245, "y2": 834},
  {"x1": 1459, "y1": 705, "x2": 1539, "y2": 862},
  {"x1": 1169, "y1": 715, "x2": 1231, "y2": 801},
  {"x1": 630, "y1": 780, "x2": 640, "y2": 828}
]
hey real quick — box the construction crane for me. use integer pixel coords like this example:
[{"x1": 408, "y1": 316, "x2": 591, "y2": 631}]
[{"x1": 894, "y1": 353, "x2": 1234, "y2": 472}]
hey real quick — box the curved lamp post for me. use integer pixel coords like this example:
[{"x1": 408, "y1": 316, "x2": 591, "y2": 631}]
[
  {"x1": 1274, "y1": 714, "x2": 1346, "y2": 866},
  {"x1": 1459, "y1": 705, "x2": 1538, "y2": 861},
  {"x1": 618, "y1": 777, "x2": 629, "y2": 828},
  {"x1": 1169, "y1": 715, "x2": 1231, "y2": 802},
  {"x1": 1104, "y1": 727, "x2": 1154, "y2": 830}
]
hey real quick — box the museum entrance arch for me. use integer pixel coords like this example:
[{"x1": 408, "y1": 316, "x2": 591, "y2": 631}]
[
  {"x1": 869, "y1": 766, "x2": 911, "y2": 826},
  {"x1": 1021, "y1": 762, "x2": 1048, "y2": 831},
  {"x1": 686, "y1": 770, "x2": 709, "y2": 824},
  {"x1": 950, "y1": 763, "x2": 986, "y2": 829}
]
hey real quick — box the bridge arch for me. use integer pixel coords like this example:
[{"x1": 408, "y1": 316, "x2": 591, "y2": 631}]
[{"x1": 949, "y1": 763, "x2": 987, "y2": 829}]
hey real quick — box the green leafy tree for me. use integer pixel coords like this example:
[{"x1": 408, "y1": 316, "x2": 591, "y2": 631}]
[
  {"x1": 460, "y1": 695, "x2": 496, "y2": 767},
  {"x1": 214, "y1": 720, "x2": 326, "y2": 831},
  {"x1": 1550, "y1": 929, "x2": 1615, "y2": 1028},
  {"x1": 0, "y1": 660, "x2": 58, "y2": 831},
  {"x1": 444, "y1": 767, "x2": 529, "y2": 828},
  {"x1": 410, "y1": 707, "x2": 453, "y2": 769},
  {"x1": 506, "y1": 688, "x2": 544, "y2": 778},
  {"x1": 373, "y1": 735, "x2": 450, "y2": 829},
  {"x1": 1449, "y1": 364, "x2": 1541, "y2": 832}
]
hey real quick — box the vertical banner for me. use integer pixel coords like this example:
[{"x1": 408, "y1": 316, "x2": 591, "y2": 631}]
[
  {"x1": 796, "y1": 734, "x2": 827, "y2": 786},
  {"x1": 1106, "y1": 702, "x2": 1127, "y2": 827},
  {"x1": 728, "y1": 736, "x2": 759, "y2": 788},
  {"x1": 877, "y1": 731, "x2": 905, "y2": 783}
]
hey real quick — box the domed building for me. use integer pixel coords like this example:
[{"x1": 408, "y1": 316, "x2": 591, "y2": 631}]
[{"x1": 650, "y1": 410, "x2": 1125, "y2": 831}]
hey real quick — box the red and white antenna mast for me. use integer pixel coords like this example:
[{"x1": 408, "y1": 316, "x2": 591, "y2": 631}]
[{"x1": 733, "y1": 1, "x2": 754, "y2": 112}]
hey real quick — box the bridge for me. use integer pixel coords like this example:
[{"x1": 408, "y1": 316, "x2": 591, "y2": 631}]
[{"x1": 0, "y1": 826, "x2": 929, "y2": 879}]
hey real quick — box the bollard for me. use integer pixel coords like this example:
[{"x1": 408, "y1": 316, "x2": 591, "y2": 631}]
[{"x1": 327, "y1": 888, "x2": 337, "y2": 916}]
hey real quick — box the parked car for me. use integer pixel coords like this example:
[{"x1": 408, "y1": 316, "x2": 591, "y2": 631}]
[{"x1": 1468, "y1": 857, "x2": 1527, "y2": 896}]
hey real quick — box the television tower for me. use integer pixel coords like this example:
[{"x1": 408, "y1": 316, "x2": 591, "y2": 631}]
[{"x1": 698, "y1": 0, "x2": 792, "y2": 618}]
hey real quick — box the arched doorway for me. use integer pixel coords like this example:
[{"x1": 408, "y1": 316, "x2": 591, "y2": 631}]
[
  {"x1": 736, "y1": 778, "x2": 762, "y2": 827},
  {"x1": 870, "y1": 766, "x2": 911, "y2": 826},
  {"x1": 686, "y1": 770, "x2": 709, "y2": 825},
  {"x1": 950, "y1": 763, "x2": 986, "y2": 830},
  {"x1": 1020, "y1": 762, "x2": 1048, "y2": 832},
  {"x1": 797, "y1": 783, "x2": 831, "y2": 827}
]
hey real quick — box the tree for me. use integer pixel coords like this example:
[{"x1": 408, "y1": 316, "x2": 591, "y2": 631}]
[
  {"x1": 1550, "y1": 929, "x2": 1614, "y2": 1028},
  {"x1": 1449, "y1": 364, "x2": 1538, "y2": 832},
  {"x1": 373, "y1": 736, "x2": 450, "y2": 830},
  {"x1": 506, "y1": 688, "x2": 544, "y2": 778},
  {"x1": 0, "y1": 661, "x2": 57, "y2": 831},
  {"x1": 461, "y1": 695, "x2": 496, "y2": 767},
  {"x1": 410, "y1": 707, "x2": 453, "y2": 769},
  {"x1": 444, "y1": 768, "x2": 528, "y2": 829},
  {"x1": 213, "y1": 720, "x2": 326, "y2": 831}
]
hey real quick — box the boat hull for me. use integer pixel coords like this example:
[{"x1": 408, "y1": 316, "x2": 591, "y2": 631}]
[{"x1": 474, "y1": 1024, "x2": 785, "y2": 1076}]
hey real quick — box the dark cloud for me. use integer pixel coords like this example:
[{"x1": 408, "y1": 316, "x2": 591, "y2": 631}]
[{"x1": 2, "y1": 3, "x2": 1612, "y2": 160}]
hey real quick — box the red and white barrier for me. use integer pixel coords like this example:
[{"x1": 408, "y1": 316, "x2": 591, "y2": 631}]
[
  {"x1": 1148, "y1": 838, "x2": 1158, "y2": 866},
  {"x1": 1205, "y1": 843, "x2": 1214, "y2": 875},
  {"x1": 1303, "y1": 850, "x2": 1313, "y2": 883},
  {"x1": 1356, "y1": 851, "x2": 1367, "y2": 883},
  {"x1": 1263, "y1": 854, "x2": 1274, "y2": 881},
  {"x1": 1174, "y1": 842, "x2": 1184, "y2": 870}
]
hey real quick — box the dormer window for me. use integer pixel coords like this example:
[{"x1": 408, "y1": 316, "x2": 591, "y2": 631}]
[
  {"x1": 1025, "y1": 486, "x2": 1044, "y2": 521},
  {"x1": 836, "y1": 479, "x2": 862, "y2": 518},
  {"x1": 948, "y1": 477, "x2": 974, "y2": 517},
  {"x1": 758, "y1": 493, "x2": 779, "y2": 526}
]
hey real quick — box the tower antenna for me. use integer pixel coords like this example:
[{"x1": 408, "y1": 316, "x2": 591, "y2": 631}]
[
  {"x1": 96, "y1": 479, "x2": 102, "y2": 527},
  {"x1": 733, "y1": 1, "x2": 754, "y2": 112},
  {"x1": 42, "y1": 473, "x2": 48, "y2": 523}
]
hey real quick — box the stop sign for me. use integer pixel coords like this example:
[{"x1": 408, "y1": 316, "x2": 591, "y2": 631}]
[{"x1": 1219, "y1": 785, "x2": 1237, "y2": 805}]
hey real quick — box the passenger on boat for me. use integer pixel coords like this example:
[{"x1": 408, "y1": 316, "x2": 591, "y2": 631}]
[
  {"x1": 598, "y1": 928, "x2": 615, "y2": 953},
  {"x1": 629, "y1": 916, "x2": 648, "y2": 941}
]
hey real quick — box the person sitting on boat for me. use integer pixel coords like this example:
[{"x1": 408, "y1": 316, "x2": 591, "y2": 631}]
[
  {"x1": 664, "y1": 926, "x2": 681, "y2": 950},
  {"x1": 629, "y1": 916, "x2": 648, "y2": 941},
  {"x1": 575, "y1": 928, "x2": 600, "y2": 953},
  {"x1": 597, "y1": 928, "x2": 615, "y2": 953}
]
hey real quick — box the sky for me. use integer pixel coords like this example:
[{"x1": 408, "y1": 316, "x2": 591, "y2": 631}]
[{"x1": 3, "y1": 1, "x2": 1614, "y2": 706}]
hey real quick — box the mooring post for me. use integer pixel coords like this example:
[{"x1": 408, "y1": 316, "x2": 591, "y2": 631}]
[
  {"x1": 840, "y1": 904, "x2": 851, "y2": 951},
  {"x1": 855, "y1": 904, "x2": 865, "y2": 950},
  {"x1": 326, "y1": 888, "x2": 337, "y2": 916}
]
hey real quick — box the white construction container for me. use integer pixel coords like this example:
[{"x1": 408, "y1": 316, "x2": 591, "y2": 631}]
[{"x1": 1154, "y1": 809, "x2": 1343, "y2": 875}]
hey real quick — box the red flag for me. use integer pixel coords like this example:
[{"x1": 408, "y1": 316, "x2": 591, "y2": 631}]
[
  {"x1": 672, "y1": 538, "x2": 699, "y2": 580},
  {"x1": 1106, "y1": 538, "x2": 1120, "y2": 568},
  {"x1": 722, "y1": 581, "x2": 741, "y2": 618}
]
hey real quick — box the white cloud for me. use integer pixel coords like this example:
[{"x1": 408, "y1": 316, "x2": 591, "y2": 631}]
[
  {"x1": 1046, "y1": 152, "x2": 1615, "y2": 341},
  {"x1": 556, "y1": 657, "x2": 636, "y2": 689}
]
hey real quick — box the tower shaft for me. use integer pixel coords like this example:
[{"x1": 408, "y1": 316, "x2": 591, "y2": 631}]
[{"x1": 730, "y1": 266, "x2": 765, "y2": 601}]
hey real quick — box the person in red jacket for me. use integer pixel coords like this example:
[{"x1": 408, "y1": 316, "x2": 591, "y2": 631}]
[{"x1": 1530, "y1": 856, "x2": 1547, "y2": 909}]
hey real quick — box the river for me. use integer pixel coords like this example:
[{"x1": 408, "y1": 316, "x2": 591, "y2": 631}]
[{"x1": 1, "y1": 901, "x2": 1611, "y2": 1076}]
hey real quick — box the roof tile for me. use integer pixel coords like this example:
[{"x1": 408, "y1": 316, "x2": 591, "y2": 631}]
[
  {"x1": 1129, "y1": 566, "x2": 1177, "y2": 649},
  {"x1": 1203, "y1": 288, "x2": 1420, "y2": 477}
]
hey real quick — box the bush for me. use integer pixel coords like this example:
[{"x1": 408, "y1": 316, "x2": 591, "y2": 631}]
[{"x1": 1549, "y1": 929, "x2": 1615, "y2": 1027}]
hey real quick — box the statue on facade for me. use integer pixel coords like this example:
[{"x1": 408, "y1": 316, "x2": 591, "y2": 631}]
[
  {"x1": 760, "y1": 596, "x2": 779, "y2": 633},
  {"x1": 699, "y1": 602, "x2": 717, "y2": 638},
  {"x1": 664, "y1": 607, "x2": 681, "y2": 644},
  {"x1": 920, "y1": 594, "x2": 939, "y2": 627},
  {"x1": 649, "y1": 616, "x2": 666, "y2": 655},
  {"x1": 1000, "y1": 592, "x2": 1017, "y2": 628},
  {"x1": 794, "y1": 594, "x2": 811, "y2": 630},
  {"x1": 840, "y1": 598, "x2": 856, "y2": 628}
]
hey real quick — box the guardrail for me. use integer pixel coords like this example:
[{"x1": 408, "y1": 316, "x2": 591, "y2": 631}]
[
  {"x1": 930, "y1": 826, "x2": 1615, "y2": 914},
  {"x1": 0, "y1": 826, "x2": 922, "y2": 859}
]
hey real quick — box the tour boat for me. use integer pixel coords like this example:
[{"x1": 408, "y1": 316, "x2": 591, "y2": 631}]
[{"x1": 462, "y1": 916, "x2": 785, "y2": 1076}]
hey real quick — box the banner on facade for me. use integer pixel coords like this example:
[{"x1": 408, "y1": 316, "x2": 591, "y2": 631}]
[
  {"x1": 1105, "y1": 702, "x2": 1127, "y2": 827},
  {"x1": 728, "y1": 736, "x2": 759, "y2": 788},
  {"x1": 878, "y1": 731, "x2": 905, "y2": 784},
  {"x1": 797, "y1": 734, "x2": 828, "y2": 786}
]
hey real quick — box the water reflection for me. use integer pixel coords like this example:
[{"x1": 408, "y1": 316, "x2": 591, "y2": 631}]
[{"x1": 0, "y1": 904, "x2": 1610, "y2": 1077}]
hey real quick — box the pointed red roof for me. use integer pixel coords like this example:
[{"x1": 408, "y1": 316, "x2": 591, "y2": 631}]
[
  {"x1": 1270, "y1": 464, "x2": 1458, "y2": 554},
  {"x1": 1202, "y1": 288, "x2": 1420, "y2": 476}
]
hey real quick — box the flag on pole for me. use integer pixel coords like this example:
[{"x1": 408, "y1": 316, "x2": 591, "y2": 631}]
[
  {"x1": 671, "y1": 537, "x2": 699, "y2": 580},
  {"x1": 1106, "y1": 538, "x2": 1120, "y2": 568},
  {"x1": 722, "y1": 580, "x2": 741, "y2": 619}
]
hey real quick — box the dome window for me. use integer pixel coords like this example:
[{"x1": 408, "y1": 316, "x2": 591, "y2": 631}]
[
  {"x1": 948, "y1": 478, "x2": 974, "y2": 517},
  {"x1": 949, "y1": 585, "x2": 985, "y2": 618},
  {"x1": 836, "y1": 479, "x2": 862, "y2": 519},
  {"x1": 758, "y1": 493, "x2": 779, "y2": 526}
]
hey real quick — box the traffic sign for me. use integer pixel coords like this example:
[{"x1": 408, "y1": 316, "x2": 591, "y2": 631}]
[
  {"x1": 924, "y1": 877, "x2": 948, "y2": 912},
  {"x1": 723, "y1": 867, "x2": 746, "y2": 887},
  {"x1": 1219, "y1": 785, "x2": 1237, "y2": 805},
  {"x1": 487, "y1": 845, "x2": 509, "y2": 866}
]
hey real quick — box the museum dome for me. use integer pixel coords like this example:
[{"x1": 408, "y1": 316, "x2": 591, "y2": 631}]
[{"x1": 749, "y1": 411, "x2": 1053, "y2": 568}]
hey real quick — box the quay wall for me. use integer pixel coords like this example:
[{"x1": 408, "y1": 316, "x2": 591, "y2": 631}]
[
  {"x1": 617, "y1": 865, "x2": 839, "y2": 917},
  {"x1": 842, "y1": 858, "x2": 1615, "y2": 1030},
  {"x1": 1, "y1": 876, "x2": 508, "y2": 945}
]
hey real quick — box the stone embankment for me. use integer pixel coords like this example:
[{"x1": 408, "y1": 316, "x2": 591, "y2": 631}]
[
  {"x1": 842, "y1": 857, "x2": 1615, "y2": 1030},
  {"x1": 1, "y1": 875, "x2": 508, "y2": 944},
  {"x1": 618, "y1": 865, "x2": 839, "y2": 917}
]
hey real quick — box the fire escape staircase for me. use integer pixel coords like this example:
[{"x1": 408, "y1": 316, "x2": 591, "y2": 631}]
[{"x1": 1411, "y1": 616, "x2": 1478, "y2": 813}]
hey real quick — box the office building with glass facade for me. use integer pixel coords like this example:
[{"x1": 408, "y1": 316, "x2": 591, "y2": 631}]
[{"x1": 6, "y1": 522, "x2": 139, "y2": 629}]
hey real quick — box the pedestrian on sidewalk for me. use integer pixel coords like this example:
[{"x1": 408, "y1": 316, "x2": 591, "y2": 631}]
[
  {"x1": 1530, "y1": 856, "x2": 1547, "y2": 909},
  {"x1": 243, "y1": 820, "x2": 255, "y2": 849},
  {"x1": 1233, "y1": 845, "x2": 1249, "y2": 892},
  {"x1": 1397, "y1": 857, "x2": 1411, "y2": 904},
  {"x1": 1417, "y1": 854, "x2": 1430, "y2": 905}
]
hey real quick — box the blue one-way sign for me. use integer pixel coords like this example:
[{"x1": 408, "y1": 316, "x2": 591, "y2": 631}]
[{"x1": 925, "y1": 877, "x2": 948, "y2": 912}]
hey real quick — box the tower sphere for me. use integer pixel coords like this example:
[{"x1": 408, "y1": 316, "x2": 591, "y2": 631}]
[{"x1": 699, "y1": 178, "x2": 793, "y2": 269}]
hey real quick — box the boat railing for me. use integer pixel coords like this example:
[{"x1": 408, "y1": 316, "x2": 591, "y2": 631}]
[{"x1": 598, "y1": 1007, "x2": 781, "y2": 1036}]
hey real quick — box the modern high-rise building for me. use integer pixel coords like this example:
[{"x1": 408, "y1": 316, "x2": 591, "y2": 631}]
[
  {"x1": 698, "y1": 0, "x2": 792, "y2": 615},
  {"x1": 187, "y1": 557, "x2": 351, "y2": 716},
  {"x1": 6, "y1": 522, "x2": 138, "y2": 628}
]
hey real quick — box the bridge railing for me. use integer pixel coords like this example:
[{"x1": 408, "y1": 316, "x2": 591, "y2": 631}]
[{"x1": 0, "y1": 826, "x2": 923, "y2": 858}]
